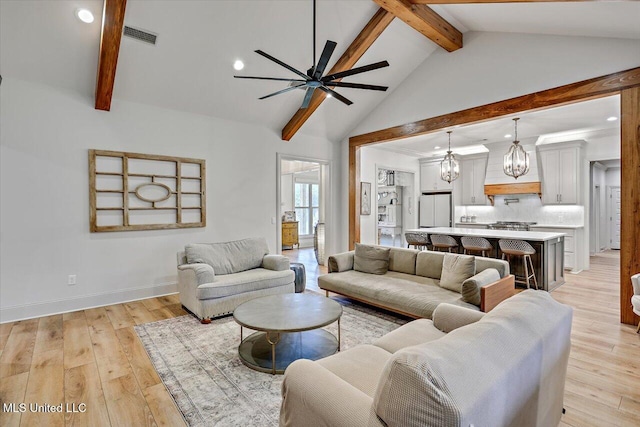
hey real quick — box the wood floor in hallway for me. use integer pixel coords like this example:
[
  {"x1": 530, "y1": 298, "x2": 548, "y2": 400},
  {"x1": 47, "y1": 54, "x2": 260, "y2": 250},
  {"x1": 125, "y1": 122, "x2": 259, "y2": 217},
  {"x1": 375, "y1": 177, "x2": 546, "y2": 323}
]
[{"x1": 0, "y1": 249, "x2": 637, "y2": 426}]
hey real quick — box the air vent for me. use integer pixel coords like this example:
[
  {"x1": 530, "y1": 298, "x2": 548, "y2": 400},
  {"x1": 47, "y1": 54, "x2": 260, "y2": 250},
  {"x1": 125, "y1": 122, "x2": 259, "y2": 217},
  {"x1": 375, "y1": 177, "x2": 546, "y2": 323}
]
[{"x1": 123, "y1": 26, "x2": 157, "y2": 45}]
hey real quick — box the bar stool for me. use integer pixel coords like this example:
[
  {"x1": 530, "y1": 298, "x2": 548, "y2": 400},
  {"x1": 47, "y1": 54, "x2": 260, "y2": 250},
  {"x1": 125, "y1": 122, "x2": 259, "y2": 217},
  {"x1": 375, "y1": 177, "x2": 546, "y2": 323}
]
[
  {"x1": 461, "y1": 236, "x2": 492, "y2": 257},
  {"x1": 429, "y1": 234, "x2": 458, "y2": 253},
  {"x1": 499, "y1": 239, "x2": 538, "y2": 290},
  {"x1": 405, "y1": 232, "x2": 429, "y2": 250}
]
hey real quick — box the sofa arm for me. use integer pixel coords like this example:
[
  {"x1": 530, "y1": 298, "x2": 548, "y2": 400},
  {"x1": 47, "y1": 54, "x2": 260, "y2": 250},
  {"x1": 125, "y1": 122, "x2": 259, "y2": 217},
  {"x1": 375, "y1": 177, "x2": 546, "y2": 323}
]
[
  {"x1": 480, "y1": 274, "x2": 515, "y2": 312},
  {"x1": 262, "y1": 254, "x2": 290, "y2": 271},
  {"x1": 280, "y1": 359, "x2": 384, "y2": 427},
  {"x1": 178, "y1": 263, "x2": 215, "y2": 285},
  {"x1": 432, "y1": 304, "x2": 485, "y2": 333},
  {"x1": 328, "y1": 251, "x2": 355, "y2": 273}
]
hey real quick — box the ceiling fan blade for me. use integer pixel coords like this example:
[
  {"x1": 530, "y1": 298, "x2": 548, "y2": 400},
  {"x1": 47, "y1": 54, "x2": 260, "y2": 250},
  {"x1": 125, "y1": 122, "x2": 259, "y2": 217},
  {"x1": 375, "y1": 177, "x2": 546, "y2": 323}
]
[
  {"x1": 319, "y1": 86, "x2": 353, "y2": 106},
  {"x1": 321, "y1": 60, "x2": 389, "y2": 82},
  {"x1": 255, "y1": 50, "x2": 310, "y2": 81},
  {"x1": 324, "y1": 81, "x2": 388, "y2": 91},
  {"x1": 313, "y1": 40, "x2": 337, "y2": 79},
  {"x1": 259, "y1": 83, "x2": 306, "y2": 100},
  {"x1": 301, "y1": 87, "x2": 316, "y2": 109},
  {"x1": 234, "y1": 76, "x2": 307, "y2": 82}
]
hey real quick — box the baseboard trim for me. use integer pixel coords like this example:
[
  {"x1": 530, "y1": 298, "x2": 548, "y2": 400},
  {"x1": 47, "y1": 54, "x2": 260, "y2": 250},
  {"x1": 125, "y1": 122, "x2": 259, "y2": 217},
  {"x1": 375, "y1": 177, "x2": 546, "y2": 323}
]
[{"x1": 0, "y1": 282, "x2": 178, "y2": 323}]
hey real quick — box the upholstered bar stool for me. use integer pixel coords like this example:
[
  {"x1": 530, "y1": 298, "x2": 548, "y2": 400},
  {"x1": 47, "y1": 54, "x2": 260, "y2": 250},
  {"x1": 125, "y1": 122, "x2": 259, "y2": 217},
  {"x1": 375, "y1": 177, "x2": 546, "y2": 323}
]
[
  {"x1": 405, "y1": 232, "x2": 429, "y2": 250},
  {"x1": 499, "y1": 239, "x2": 538, "y2": 290},
  {"x1": 461, "y1": 236, "x2": 493, "y2": 257},
  {"x1": 429, "y1": 234, "x2": 458, "y2": 253}
]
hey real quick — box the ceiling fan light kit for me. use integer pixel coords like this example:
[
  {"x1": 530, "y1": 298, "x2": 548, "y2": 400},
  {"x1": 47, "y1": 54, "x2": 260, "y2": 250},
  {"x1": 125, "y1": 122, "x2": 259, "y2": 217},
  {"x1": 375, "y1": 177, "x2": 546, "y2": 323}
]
[
  {"x1": 234, "y1": 0, "x2": 389, "y2": 109},
  {"x1": 503, "y1": 118, "x2": 530, "y2": 180},
  {"x1": 440, "y1": 131, "x2": 460, "y2": 184}
]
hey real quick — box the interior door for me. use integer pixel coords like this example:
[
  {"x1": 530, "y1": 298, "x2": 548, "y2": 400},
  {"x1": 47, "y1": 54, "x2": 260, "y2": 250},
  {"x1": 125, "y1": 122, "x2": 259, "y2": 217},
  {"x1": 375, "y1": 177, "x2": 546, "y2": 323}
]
[{"x1": 610, "y1": 186, "x2": 621, "y2": 249}]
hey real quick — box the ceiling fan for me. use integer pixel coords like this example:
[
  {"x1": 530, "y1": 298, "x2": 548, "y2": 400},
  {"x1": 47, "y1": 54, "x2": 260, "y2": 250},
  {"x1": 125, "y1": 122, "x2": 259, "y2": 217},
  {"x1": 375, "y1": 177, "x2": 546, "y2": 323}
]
[{"x1": 234, "y1": 0, "x2": 389, "y2": 109}]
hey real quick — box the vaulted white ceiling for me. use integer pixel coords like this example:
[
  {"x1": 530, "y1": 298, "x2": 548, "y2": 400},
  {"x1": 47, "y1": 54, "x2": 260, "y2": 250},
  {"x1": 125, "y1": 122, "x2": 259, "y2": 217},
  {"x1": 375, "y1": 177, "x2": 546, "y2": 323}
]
[{"x1": 1, "y1": 1, "x2": 639, "y2": 143}]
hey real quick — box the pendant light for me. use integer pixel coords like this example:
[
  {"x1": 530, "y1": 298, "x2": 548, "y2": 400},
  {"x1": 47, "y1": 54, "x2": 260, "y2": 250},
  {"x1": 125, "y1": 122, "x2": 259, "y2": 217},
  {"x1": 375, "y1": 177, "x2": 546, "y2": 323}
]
[
  {"x1": 440, "y1": 131, "x2": 459, "y2": 183},
  {"x1": 503, "y1": 118, "x2": 530, "y2": 179}
]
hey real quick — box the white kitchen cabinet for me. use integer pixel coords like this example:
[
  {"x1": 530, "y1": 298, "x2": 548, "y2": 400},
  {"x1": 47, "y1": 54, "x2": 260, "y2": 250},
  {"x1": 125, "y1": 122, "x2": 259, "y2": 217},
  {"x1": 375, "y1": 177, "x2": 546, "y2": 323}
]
[
  {"x1": 461, "y1": 155, "x2": 488, "y2": 205},
  {"x1": 420, "y1": 161, "x2": 453, "y2": 192},
  {"x1": 538, "y1": 143, "x2": 582, "y2": 205}
]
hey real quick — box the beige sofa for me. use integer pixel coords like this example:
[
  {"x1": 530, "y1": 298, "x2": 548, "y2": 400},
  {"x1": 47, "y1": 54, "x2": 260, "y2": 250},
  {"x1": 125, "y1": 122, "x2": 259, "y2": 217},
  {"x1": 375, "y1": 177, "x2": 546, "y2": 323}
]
[
  {"x1": 280, "y1": 290, "x2": 573, "y2": 427},
  {"x1": 319, "y1": 246, "x2": 514, "y2": 318},
  {"x1": 177, "y1": 237, "x2": 295, "y2": 323}
]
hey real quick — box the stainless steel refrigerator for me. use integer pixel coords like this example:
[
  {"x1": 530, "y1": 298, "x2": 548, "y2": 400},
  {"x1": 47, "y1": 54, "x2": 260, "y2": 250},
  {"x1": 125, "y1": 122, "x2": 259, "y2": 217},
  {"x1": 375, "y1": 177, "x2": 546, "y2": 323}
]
[{"x1": 419, "y1": 193, "x2": 451, "y2": 227}]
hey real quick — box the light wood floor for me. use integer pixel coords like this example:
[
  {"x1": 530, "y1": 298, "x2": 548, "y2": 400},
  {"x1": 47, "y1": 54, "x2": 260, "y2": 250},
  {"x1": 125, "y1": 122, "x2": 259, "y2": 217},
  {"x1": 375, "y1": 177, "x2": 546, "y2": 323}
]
[{"x1": 0, "y1": 249, "x2": 637, "y2": 426}]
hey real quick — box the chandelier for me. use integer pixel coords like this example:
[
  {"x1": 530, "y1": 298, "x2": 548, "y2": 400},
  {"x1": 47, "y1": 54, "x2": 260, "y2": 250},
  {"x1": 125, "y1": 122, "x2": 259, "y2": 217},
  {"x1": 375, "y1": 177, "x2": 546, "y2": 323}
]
[
  {"x1": 503, "y1": 118, "x2": 529, "y2": 179},
  {"x1": 440, "y1": 131, "x2": 459, "y2": 183}
]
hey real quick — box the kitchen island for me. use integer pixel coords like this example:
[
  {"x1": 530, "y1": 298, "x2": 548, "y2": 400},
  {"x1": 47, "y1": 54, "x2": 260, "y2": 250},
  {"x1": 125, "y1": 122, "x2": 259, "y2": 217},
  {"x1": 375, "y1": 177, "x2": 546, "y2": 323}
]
[{"x1": 405, "y1": 227, "x2": 566, "y2": 291}]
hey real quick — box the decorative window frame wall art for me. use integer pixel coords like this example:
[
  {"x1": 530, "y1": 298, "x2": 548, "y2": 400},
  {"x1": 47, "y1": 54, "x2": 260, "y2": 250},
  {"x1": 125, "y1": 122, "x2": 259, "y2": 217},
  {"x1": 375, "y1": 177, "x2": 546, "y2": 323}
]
[
  {"x1": 89, "y1": 149, "x2": 206, "y2": 232},
  {"x1": 360, "y1": 182, "x2": 371, "y2": 215}
]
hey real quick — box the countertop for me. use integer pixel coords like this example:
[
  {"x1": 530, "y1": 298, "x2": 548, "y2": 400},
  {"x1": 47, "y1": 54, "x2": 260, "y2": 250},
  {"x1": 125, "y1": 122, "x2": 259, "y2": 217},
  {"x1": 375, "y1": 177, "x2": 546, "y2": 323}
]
[
  {"x1": 405, "y1": 227, "x2": 566, "y2": 241},
  {"x1": 530, "y1": 224, "x2": 584, "y2": 229}
]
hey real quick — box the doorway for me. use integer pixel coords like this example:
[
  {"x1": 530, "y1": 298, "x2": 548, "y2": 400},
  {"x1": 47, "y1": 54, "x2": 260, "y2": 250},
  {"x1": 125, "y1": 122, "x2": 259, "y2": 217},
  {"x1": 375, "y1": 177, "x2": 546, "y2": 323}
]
[
  {"x1": 375, "y1": 166, "x2": 416, "y2": 248},
  {"x1": 277, "y1": 155, "x2": 331, "y2": 265}
]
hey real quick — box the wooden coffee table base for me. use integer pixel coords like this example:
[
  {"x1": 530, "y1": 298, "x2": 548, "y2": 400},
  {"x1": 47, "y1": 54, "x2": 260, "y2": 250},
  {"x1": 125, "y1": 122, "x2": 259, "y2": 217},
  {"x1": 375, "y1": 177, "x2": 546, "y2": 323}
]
[{"x1": 238, "y1": 327, "x2": 339, "y2": 375}]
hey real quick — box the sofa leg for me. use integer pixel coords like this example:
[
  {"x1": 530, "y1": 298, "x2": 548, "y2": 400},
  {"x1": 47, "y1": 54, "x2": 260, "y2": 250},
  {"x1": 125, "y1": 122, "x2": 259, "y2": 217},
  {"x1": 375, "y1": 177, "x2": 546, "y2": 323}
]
[
  {"x1": 636, "y1": 320, "x2": 640, "y2": 334},
  {"x1": 200, "y1": 318, "x2": 212, "y2": 324}
]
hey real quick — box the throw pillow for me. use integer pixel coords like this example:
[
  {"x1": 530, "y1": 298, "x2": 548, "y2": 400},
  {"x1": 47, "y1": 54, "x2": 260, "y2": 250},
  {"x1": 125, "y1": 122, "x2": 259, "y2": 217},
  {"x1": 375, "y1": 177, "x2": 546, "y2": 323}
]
[
  {"x1": 440, "y1": 253, "x2": 475, "y2": 293},
  {"x1": 354, "y1": 244, "x2": 390, "y2": 275},
  {"x1": 462, "y1": 268, "x2": 501, "y2": 307}
]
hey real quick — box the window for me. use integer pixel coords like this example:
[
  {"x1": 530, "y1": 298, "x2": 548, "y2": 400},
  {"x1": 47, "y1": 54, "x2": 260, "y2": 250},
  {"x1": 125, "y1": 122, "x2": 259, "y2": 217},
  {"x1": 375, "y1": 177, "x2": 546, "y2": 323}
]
[{"x1": 295, "y1": 182, "x2": 319, "y2": 236}]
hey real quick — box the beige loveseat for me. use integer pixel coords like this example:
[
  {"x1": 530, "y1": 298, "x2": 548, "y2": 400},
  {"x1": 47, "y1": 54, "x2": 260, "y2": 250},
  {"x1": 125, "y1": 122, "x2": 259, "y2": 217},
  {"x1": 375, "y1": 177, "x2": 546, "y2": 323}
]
[
  {"x1": 177, "y1": 237, "x2": 295, "y2": 323},
  {"x1": 319, "y1": 245, "x2": 514, "y2": 318},
  {"x1": 280, "y1": 290, "x2": 573, "y2": 427}
]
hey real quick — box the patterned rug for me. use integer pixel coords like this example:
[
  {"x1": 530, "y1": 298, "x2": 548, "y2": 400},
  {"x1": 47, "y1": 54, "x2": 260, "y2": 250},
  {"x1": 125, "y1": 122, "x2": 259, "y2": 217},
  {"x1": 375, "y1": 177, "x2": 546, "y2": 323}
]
[{"x1": 135, "y1": 297, "x2": 408, "y2": 427}]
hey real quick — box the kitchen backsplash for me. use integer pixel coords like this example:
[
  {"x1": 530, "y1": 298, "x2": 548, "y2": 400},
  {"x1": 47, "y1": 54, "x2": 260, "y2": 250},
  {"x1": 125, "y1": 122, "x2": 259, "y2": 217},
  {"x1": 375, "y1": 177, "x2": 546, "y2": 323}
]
[{"x1": 455, "y1": 194, "x2": 584, "y2": 225}]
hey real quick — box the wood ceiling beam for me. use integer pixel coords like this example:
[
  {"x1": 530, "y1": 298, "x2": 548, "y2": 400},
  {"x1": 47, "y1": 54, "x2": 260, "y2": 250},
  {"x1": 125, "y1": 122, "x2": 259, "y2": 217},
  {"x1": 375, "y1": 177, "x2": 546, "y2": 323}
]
[
  {"x1": 371, "y1": 0, "x2": 462, "y2": 52},
  {"x1": 95, "y1": 0, "x2": 127, "y2": 111},
  {"x1": 281, "y1": 8, "x2": 395, "y2": 141},
  {"x1": 349, "y1": 67, "x2": 640, "y2": 146}
]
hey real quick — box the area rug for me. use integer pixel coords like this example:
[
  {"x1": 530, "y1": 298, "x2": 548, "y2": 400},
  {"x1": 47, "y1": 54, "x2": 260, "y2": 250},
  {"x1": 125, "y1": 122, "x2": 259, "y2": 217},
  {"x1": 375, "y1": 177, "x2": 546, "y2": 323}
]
[{"x1": 135, "y1": 297, "x2": 408, "y2": 427}]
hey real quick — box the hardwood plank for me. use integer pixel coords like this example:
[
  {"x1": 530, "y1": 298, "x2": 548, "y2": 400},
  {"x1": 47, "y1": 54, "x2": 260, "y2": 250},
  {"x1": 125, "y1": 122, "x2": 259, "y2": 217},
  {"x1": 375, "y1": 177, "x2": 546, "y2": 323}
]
[
  {"x1": 620, "y1": 396, "x2": 640, "y2": 419},
  {"x1": 115, "y1": 327, "x2": 160, "y2": 390},
  {"x1": 149, "y1": 306, "x2": 177, "y2": 322},
  {"x1": 143, "y1": 383, "x2": 186, "y2": 427},
  {"x1": 165, "y1": 304, "x2": 188, "y2": 318},
  {"x1": 563, "y1": 389, "x2": 640, "y2": 427},
  {"x1": 63, "y1": 318, "x2": 94, "y2": 370},
  {"x1": 157, "y1": 294, "x2": 180, "y2": 306},
  {"x1": 281, "y1": 8, "x2": 395, "y2": 141},
  {"x1": 63, "y1": 311, "x2": 86, "y2": 322},
  {"x1": 21, "y1": 349, "x2": 64, "y2": 427},
  {"x1": 95, "y1": 0, "x2": 127, "y2": 111},
  {"x1": 349, "y1": 67, "x2": 640, "y2": 146},
  {"x1": 125, "y1": 301, "x2": 159, "y2": 325},
  {"x1": 620, "y1": 86, "x2": 640, "y2": 325},
  {"x1": 0, "y1": 372, "x2": 29, "y2": 427},
  {"x1": 0, "y1": 322, "x2": 14, "y2": 336},
  {"x1": 0, "y1": 319, "x2": 38, "y2": 378},
  {"x1": 33, "y1": 314, "x2": 63, "y2": 355},
  {"x1": 87, "y1": 313, "x2": 132, "y2": 382},
  {"x1": 104, "y1": 304, "x2": 135, "y2": 330},
  {"x1": 372, "y1": 0, "x2": 462, "y2": 52},
  {"x1": 102, "y1": 373, "x2": 156, "y2": 427},
  {"x1": 64, "y1": 363, "x2": 111, "y2": 427},
  {"x1": 140, "y1": 298, "x2": 165, "y2": 312}
]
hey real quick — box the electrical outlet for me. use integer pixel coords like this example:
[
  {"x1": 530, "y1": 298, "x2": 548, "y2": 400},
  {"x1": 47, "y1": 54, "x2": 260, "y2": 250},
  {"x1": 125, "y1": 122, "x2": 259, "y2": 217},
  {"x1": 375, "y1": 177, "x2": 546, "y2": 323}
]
[{"x1": 68, "y1": 275, "x2": 77, "y2": 286}]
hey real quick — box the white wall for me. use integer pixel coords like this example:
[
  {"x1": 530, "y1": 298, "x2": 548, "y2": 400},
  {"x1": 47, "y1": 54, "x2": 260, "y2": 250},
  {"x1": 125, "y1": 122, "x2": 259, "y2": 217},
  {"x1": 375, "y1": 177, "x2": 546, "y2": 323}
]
[
  {"x1": 359, "y1": 147, "x2": 420, "y2": 245},
  {"x1": 0, "y1": 78, "x2": 339, "y2": 322}
]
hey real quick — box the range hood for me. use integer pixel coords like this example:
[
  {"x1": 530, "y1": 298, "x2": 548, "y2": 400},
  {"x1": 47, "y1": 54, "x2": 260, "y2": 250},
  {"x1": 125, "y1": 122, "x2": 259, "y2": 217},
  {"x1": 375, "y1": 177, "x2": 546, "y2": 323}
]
[{"x1": 482, "y1": 141, "x2": 541, "y2": 205}]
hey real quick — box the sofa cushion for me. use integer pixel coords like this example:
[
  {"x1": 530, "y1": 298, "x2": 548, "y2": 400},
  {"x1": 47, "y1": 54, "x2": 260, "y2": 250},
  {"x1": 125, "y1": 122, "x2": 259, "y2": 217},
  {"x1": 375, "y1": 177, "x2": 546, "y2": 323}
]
[
  {"x1": 373, "y1": 291, "x2": 573, "y2": 427},
  {"x1": 185, "y1": 237, "x2": 269, "y2": 275},
  {"x1": 415, "y1": 251, "x2": 445, "y2": 279},
  {"x1": 373, "y1": 319, "x2": 445, "y2": 354},
  {"x1": 354, "y1": 244, "x2": 390, "y2": 275},
  {"x1": 476, "y1": 257, "x2": 510, "y2": 278},
  {"x1": 389, "y1": 248, "x2": 419, "y2": 275},
  {"x1": 462, "y1": 268, "x2": 501, "y2": 307},
  {"x1": 319, "y1": 270, "x2": 478, "y2": 319},
  {"x1": 317, "y1": 344, "x2": 392, "y2": 398},
  {"x1": 196, "y1": 268, "x2": 294, "y2": 300},
  {"x1": 440, "y1": 254, "x2": 475, "y2": 293}
]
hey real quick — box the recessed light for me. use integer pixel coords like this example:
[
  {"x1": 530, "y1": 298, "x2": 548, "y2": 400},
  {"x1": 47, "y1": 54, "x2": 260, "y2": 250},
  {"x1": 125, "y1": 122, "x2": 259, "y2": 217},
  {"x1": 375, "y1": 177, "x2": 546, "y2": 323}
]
[
  {"x1": 504, "y1": 134, "x2": 512, "y2": 138},
  {"x1": 607, "y1": 116, "x2": 618, "y2": 122},
  {"x1": 75, "y1": 8, "x2": 94, "y2": 24},
  {"x1": 233, "y1": 60, "x2": 244, "y2": 71},
  {"x1": 326, "y1": 93, "x2": 332, "y2": 98},
  {"x1": 434, "y1": 146, "x2": 441, "y2": 150}
]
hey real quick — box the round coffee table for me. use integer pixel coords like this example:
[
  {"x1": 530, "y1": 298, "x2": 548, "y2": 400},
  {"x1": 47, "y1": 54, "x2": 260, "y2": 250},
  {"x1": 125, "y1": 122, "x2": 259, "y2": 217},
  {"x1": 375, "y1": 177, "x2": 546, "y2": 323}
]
[{"x1": 233, "y1": 293, "x2": 342, "y2": 375}]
